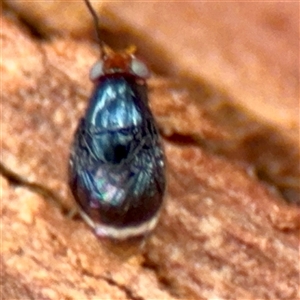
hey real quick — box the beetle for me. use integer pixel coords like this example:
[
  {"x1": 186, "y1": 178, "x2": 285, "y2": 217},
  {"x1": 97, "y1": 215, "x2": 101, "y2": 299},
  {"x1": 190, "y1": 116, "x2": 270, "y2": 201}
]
[{"x1": 68, "y1": 0, "x2": 166, "y2": 240}]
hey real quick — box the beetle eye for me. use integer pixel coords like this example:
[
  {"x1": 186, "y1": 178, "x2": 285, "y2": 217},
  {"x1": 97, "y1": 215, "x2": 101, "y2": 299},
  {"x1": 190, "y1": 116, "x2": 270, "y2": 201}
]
[
  {"x1": 130, "y1": 58, "x2": 150, "y2": 79},
  {"x1": 90, "y1": 61, "x2": 104, "y2": 81}
]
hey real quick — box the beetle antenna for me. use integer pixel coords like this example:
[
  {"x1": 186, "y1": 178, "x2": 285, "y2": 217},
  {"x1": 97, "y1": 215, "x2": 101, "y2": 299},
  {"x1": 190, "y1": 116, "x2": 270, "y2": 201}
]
[{"x1": 83, "y1": 0, "x2": 105, "y2": 59}]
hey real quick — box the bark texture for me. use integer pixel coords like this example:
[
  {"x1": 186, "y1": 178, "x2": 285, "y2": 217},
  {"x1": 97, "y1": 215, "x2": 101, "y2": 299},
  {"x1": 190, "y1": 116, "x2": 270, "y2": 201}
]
[{"x1": 1, "y1": 1, "x2": 299, "y2": 299}]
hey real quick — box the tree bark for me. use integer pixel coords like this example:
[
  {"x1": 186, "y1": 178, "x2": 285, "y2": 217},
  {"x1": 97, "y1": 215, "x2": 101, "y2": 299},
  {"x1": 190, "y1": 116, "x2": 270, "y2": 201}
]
[{"x1": 1, "y1": 2, "x2": 299, "y2": 299}]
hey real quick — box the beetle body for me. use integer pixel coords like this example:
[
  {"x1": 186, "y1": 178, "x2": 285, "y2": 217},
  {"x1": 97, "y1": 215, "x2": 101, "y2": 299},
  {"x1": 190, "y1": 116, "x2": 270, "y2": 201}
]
[{"x1": 69, "y1": 50, "x2": 165, "y2": 240}]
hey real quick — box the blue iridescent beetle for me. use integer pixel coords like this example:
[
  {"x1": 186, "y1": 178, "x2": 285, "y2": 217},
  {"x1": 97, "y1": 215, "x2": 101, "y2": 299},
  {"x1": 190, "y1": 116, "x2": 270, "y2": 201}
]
[{"x1": 68, "y1": 0, "x2": 166, "y2": 240}]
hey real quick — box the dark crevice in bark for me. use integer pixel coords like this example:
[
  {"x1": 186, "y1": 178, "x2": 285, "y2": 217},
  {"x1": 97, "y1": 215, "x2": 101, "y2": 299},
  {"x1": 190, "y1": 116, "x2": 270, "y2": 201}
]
[
  {"x1": 102, "y1": 275, "x2": 144, "y2": 300},
  {"x1": 0, "y1": 162, "x2": 69, "y2": 214},
  {"x1": 2, "y1": 3, "x2": 48, "y2": 41},
  {"x1": 141, "y1": 258, "x2": 182, "y2": 299},
  {"x1": 81, "y1": 269, "x2": 144, "y2": 300},
  {"x1": 164, "y1": 134, "x2": 200, "y2": 147}
]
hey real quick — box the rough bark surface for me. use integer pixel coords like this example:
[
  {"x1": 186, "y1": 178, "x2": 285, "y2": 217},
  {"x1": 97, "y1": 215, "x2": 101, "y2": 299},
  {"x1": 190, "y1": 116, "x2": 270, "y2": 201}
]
[{"x1": 1, "y1": 2, "x2": 299, "y2": 299}]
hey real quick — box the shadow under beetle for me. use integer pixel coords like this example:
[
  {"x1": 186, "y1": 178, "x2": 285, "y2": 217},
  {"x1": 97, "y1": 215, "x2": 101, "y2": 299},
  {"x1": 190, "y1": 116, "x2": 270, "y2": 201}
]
[{"x1": 68, "y1": 0, "x2": 166, "y2": 240}]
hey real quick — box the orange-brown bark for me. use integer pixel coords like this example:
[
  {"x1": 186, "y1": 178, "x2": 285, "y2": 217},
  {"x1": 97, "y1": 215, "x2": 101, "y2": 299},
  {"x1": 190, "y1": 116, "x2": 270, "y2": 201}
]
[{"x1": 1, "y1": 2, "x2": 299, "y2": 299}]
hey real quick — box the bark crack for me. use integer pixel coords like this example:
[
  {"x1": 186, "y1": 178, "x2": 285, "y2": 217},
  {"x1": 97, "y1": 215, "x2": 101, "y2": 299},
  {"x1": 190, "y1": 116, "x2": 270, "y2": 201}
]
[
  {"x1": 0, "y1": 162, "x2": 69, "y2": 213},
  {"x1": 81, "y1": 269, "x2": 144, "y2": 300}
]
